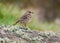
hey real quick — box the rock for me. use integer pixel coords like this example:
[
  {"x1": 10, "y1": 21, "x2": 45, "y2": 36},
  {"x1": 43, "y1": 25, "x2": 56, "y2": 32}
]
[{"x1": 0, "y1": 25, "x2": 60, "y2": 43}]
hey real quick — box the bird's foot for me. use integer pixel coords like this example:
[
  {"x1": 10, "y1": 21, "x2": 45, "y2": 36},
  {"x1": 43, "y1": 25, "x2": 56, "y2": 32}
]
[{"x1": 19, "y1": 27, "x2": 28, "y2": 30}]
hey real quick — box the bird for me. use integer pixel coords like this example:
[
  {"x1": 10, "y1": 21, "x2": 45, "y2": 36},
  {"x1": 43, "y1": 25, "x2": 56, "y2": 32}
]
[{"x1": 13, "y1": 11, "x2": 33, "y2": 28}]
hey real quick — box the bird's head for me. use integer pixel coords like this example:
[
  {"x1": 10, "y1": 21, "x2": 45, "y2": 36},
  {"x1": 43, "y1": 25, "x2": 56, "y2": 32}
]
[{"x1": 27, "y1": 11, "x2": 34, "y2": 14}]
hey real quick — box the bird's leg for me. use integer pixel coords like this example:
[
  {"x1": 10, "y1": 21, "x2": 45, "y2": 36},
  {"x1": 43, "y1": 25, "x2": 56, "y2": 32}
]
[
  {"x1": 22, "y1": 23, "x2": 28, "y2": 30},
  {"x1": 21, "y1": 23, "x2": 25, "y2": 28},
  {"x1": 24, "y1": 23, "x2": 27, "y2": 27}
]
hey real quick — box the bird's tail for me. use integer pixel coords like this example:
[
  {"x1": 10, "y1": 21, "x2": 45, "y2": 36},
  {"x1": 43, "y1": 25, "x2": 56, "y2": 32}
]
[{"x1": 13, "y1": 20, "x2": 20, "y2": 25}]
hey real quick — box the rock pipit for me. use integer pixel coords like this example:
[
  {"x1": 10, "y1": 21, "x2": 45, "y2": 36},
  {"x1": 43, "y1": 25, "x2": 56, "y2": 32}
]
[{"x1": 13, "y1": 11, "x2": 33, "y2": 28}]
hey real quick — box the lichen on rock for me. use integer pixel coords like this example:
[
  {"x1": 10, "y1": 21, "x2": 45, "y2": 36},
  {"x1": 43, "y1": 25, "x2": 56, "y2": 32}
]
[{"x1": 0, "y1": 24, "x2": 60, "y2": 43}]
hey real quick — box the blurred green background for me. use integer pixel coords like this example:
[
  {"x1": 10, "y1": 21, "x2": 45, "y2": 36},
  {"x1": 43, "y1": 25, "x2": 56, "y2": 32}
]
[{"x1": 0, "y1": 0, "x2": 60, "y2": 31}]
